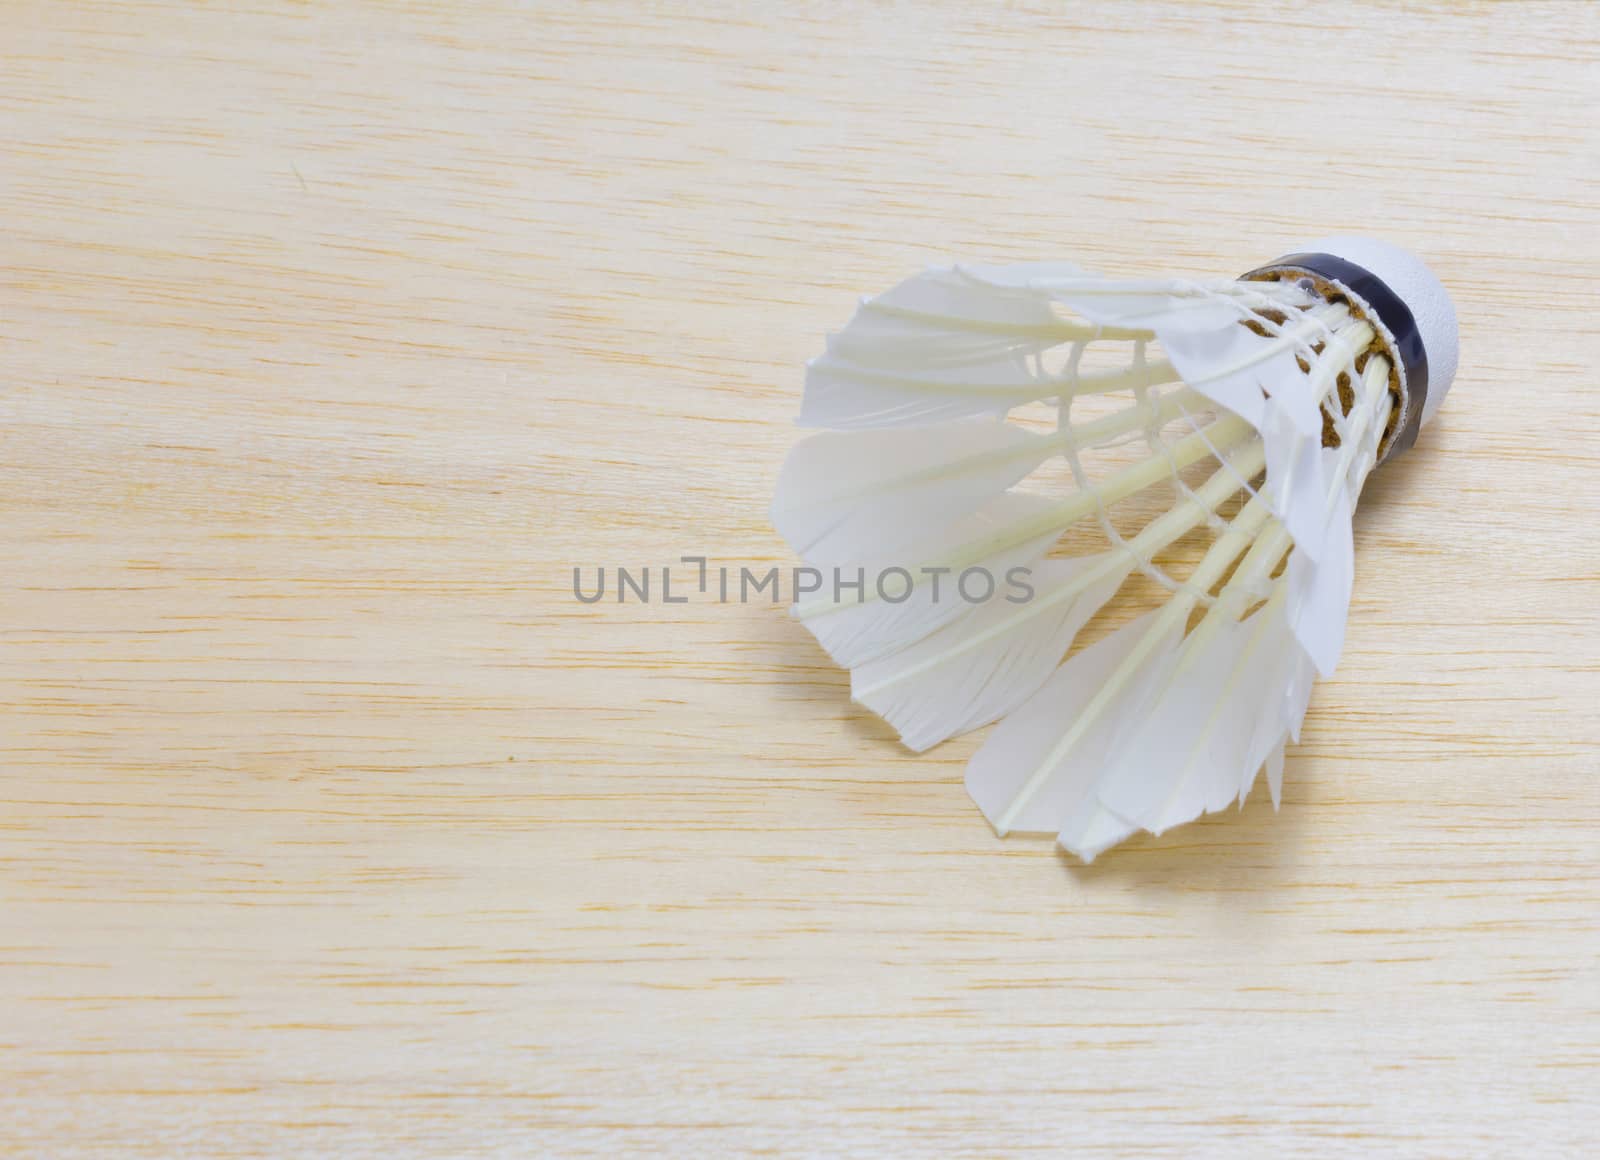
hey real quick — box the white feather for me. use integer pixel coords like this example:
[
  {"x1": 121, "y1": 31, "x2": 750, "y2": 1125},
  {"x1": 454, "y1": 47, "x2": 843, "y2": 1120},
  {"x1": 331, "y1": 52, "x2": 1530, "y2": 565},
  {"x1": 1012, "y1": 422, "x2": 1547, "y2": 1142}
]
[
  {"x1": 1264, "y1": 742, "x2": 1288, "y2": 809},
  {"x1": 1287, "y1": 461, "x2": 1357, "y2": 676},
  {"x1": 964, "y1": 267, "x2": 1268, "y2": 335},
  {"x1": 833, "y1": 431, "x2": 1270, "y2": 751},
  {"x1": 771, "y1": 418, "x2": 1048, "y2": 564},
  {"x1": 1057, "y1": 799, "x2": 1140, "y2": 865},
  {"x1": 794, "y1": 493, "x2": 1062, "y2": 670},
  {"x1": 799, "y1": 267, "x2": 1087, "y2": 429},
  {"x1": 790, "y1": 409, "x2": 1259, "y2": 673},
  {"x1": 800, "y1": 350, "x2": 1182, "y2": 429},
  {"x1": 1161, "y1": 303, "x2": 1350, "y2": 439},
  {"x1": 797, "y1": 265, "x2": 1206, "y2": 429},
  {"x1": 966, "y1": 610, "x2": 1183, "y2": 837},
  {"x1": 851, "y1": 553, "x2": 1133, "y2": 752},
  {"x1": 1238, "y1": 638, "x2": 1316, "y2": 808},
  {"x1": 1258, "y1": 401, "x2": 1332, "y2": 563},
  {"x1": 1095, "y1": 592, "x2": 1301, "y2": 835},
  {"x1": 827, "y1": 265, "x2": 1089, "y2": 364}
]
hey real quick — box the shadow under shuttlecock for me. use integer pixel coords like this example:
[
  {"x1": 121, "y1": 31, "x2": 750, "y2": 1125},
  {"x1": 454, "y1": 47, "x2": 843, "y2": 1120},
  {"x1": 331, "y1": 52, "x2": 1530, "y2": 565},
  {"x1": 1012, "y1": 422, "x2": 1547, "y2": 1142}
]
[
  {"x1": 1054, "y1": 778, "x2": 1311, "y2": 892},
  {"x1": 761, "y1": 596, "x2": 1316, "y2": 881}
]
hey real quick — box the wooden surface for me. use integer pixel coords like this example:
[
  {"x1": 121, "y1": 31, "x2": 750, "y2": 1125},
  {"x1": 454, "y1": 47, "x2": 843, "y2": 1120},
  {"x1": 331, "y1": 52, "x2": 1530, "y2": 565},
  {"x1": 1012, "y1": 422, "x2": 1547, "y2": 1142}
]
[{"x1": 3, "y1": 2, "x2": 1598, "y2": 1155}]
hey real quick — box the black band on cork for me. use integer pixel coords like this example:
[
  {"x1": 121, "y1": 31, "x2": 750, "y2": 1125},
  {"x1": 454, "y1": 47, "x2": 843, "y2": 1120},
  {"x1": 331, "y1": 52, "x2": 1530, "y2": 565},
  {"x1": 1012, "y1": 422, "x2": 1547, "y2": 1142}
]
[{"x1": 1242, "y1": 252, "x2": 1430, "y2": 458}]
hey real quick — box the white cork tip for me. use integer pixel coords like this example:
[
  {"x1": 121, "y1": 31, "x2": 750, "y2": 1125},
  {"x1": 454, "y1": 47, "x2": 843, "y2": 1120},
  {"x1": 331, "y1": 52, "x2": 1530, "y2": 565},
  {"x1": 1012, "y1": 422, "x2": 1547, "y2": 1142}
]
[{"x1": 1297, "y1": 236, "x2": 1459, "y2": 428}]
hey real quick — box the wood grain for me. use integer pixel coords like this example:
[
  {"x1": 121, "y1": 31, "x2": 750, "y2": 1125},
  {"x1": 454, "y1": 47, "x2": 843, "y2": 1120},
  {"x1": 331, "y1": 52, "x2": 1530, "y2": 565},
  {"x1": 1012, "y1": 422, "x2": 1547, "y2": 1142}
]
[{"x1": 3, "y1": 1, "x2": 1598, "y2": 1154}]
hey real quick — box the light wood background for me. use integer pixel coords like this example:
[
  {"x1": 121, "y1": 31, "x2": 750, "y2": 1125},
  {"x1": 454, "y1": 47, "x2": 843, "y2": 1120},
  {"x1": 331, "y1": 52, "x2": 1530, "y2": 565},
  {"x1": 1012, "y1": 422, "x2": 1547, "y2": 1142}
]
[{"x1": 3, "y1": 2, "x2": 1597, "y2": 1155}]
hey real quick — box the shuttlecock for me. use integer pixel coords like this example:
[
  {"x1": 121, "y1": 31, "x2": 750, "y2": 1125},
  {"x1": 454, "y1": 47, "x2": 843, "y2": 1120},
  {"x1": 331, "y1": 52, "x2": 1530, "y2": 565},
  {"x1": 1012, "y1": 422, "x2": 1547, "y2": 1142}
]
[{"x1": 772, "y1": 237, "x2": 1458, "y2": 860}]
